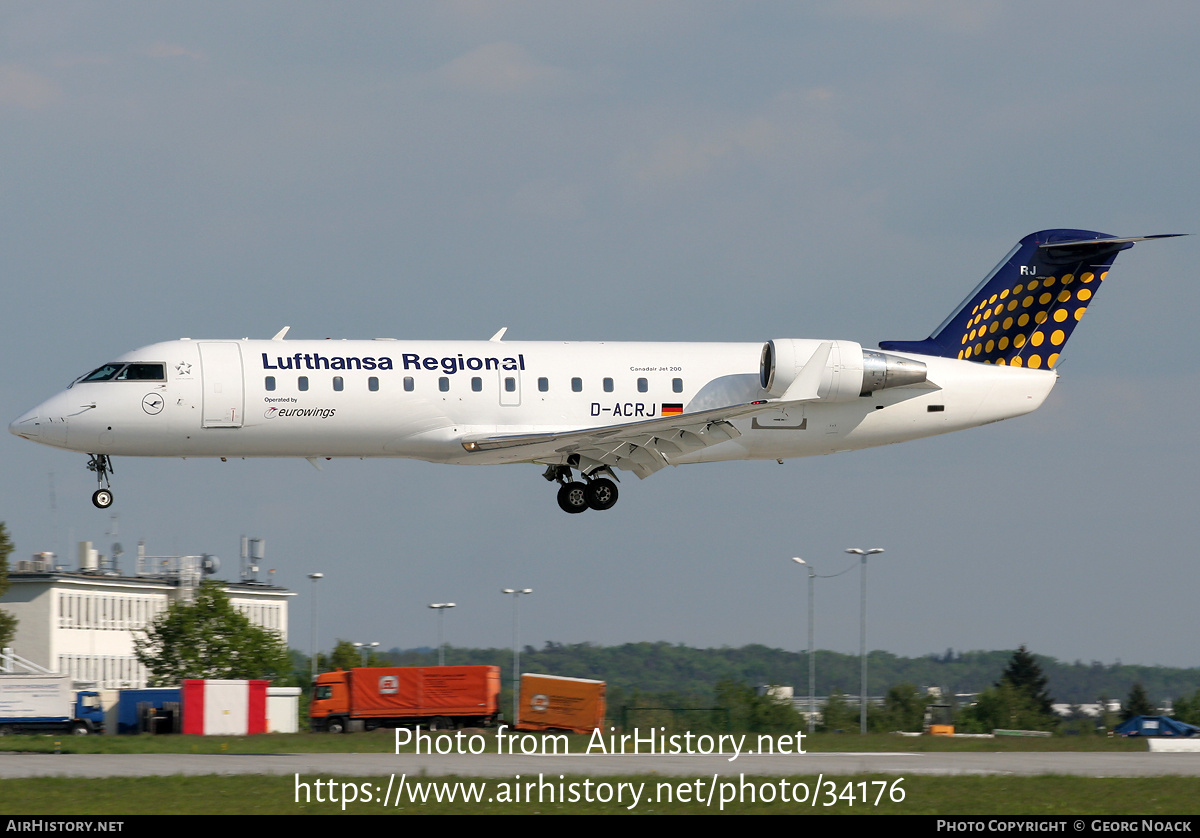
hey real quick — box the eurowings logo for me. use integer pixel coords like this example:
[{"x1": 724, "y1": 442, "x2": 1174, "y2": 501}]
[{"x1": 264, "y1": 407, "x2": 337, "y2": 419}]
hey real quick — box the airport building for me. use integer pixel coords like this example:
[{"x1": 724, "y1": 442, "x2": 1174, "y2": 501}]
[{"x1": 1, "y1": 540, "x2": 293, "y2": 689}]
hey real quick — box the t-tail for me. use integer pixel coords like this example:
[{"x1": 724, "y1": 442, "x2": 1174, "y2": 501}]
[{"x1": 880, "y1": 229, "x2": 1183, "y2": 369}]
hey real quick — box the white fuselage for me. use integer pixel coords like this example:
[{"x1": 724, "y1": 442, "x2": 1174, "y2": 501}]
[{"x1": 11, "y1": 337, "x2": 1057, "y2": 469}]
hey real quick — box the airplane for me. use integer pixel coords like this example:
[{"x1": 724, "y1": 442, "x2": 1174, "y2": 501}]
[{"x1": 10, "y1": 229, "x2": 1181, "y2": 514}]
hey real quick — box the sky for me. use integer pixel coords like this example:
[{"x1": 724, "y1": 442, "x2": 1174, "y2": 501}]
[{"x1": 3, "y1": 1, "x2": 1199, "y2": 674}]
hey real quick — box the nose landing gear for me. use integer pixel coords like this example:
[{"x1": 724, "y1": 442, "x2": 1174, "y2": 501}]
[
  {"x1": 545, "y1": 465, "x2": 620, "y2": 514},
  {"x1": 86, "y1": 454, "x2": 114, "y2": 508}
]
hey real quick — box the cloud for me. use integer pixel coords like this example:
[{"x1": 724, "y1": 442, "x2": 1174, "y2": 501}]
[
  {"x1": 0, "y1": 65, "x2": 62, "y2": 110},
  {"x1": 827, "y1": 0, "x2": 1001, "y2": 32},
  {"x1": 438, "y1": 42, "x2": 565, "y2": 95},
  {"x1": 145, "y1": 41, "x2": 206, "y2": 61}
]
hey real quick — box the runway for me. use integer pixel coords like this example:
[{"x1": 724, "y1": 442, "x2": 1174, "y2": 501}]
[{"x1": 2, "y1": 751, "x2": 1199, "y2": 779}]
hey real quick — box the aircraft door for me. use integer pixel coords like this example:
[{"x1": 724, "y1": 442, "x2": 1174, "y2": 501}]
[
  {"x1": 198, "y1": 342, "x2": 245, "y2": 428},
  {"x1": 499, "y1": 371, "x2": 521, "y2": 407}
]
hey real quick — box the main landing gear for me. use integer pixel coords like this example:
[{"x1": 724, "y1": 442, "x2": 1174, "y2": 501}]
[
  {"x1": 544, "y1": 465, "x2": 619, "y2": 514},
  {"x1": 86, "y1": 454, "x2": 114, "y2": 509}
]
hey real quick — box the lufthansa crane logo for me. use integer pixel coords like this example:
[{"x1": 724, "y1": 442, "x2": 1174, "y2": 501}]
[{"x1": 142, "y1": 394, "x2": 164, "y2": 415}]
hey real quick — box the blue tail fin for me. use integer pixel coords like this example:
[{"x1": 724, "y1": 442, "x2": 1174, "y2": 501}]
[{"x1": 880, "y1": 229, "x2": 1181, "y2": 369}]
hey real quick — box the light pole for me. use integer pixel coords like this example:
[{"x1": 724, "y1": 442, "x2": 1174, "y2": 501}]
[
  {"x1": 792, "y1": 558, "x2": 816, "y2": 735},
  {"x1": 428, "y1": 603, "x2": 456, "y2": 666},
  {"x1": 308, "y1": 572, "x2": 324, "y2": 684},
  {"x1": 354, "y1": 641, "x2": 379, "y2": 666},
  {"x1": 846, "y1": 547, "x2": 884, "y2": 734},
  {"x1": 502, "y1": 588, "x2": 532, "y2": 726}
]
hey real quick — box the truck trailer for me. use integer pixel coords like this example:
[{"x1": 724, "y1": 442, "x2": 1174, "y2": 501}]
[
  {"x1": 0, "y1": 674, "x2": 105, "y2": 736},
  {"x1": 311, "y1": 666, "x2": 500, "y2": 733},
  {"x1": 516, "y1": 674, "x2": 606, "y2": 735}
]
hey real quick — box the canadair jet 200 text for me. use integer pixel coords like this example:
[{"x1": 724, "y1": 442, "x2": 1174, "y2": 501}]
[{"x1": 10, "y1": 230, "x2": 1180, "y2": 513}]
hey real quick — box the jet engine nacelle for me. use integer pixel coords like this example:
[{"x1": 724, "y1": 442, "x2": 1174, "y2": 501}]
[{"x1": 760, "y1": 339, "x2": 927, "y2": 402}]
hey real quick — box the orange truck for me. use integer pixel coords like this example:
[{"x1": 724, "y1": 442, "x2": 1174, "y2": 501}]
[
  {"x1": 310, "y1": 666, "x2": 500, "y2": 733},
  {"x1": 516, "y1": 674, "x2": 606, "y2": 735}
]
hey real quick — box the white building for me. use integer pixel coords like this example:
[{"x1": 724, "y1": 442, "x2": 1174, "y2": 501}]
[{"x1": 1, "y1": 546, "x2": 293, "y2": 689}]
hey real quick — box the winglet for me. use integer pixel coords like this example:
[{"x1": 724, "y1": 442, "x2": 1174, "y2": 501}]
[
  {"x1": 272, "y1": 326, "x2": 291, "y2": 341},
  {"x1": 780, "y1": 342, "x2": 832, "y2": 401},
  {"x1": 489, "y1": 327, "x2": 508, "y2": 342}
]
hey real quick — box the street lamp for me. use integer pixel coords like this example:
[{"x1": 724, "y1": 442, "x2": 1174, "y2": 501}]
[
  {"x1": 845, "y1": 548, "x2": 884, "y2": 734},
  {"x1": 354, "y1": 641, "x2": 379, "y2": 666},
  {"x1": 308, "y1": 572, "x2": 324, "y2": 683},
  {"x1": 792, "y1": 558, "x2": 816, "y2": 735},
  {"x1": 501, "y1": 588, "x2": 533, "y2": 726},
  {"x1": 428, "y1": 603, "x2": 456, "y2": 666}
]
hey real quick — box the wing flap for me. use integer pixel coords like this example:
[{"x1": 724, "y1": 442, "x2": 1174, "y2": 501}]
[{"x1": 460, "y1": 396, "x2": 814, "y2": 478}]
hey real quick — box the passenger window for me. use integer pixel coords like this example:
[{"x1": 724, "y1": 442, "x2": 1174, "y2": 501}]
[
  {"x1": 603, "y1": 378, "x2": 614, "y2": 393},
  {"x1": 471, "y1": 377, "x2": 483, "y2": 392},
  {"x1": 637, "y1": 378, "x2": 648, "y2": 393},
  {"x1": 298, "y1": 376, "x2": 309, "y2": 392},
  {"x1": 439, "y1": 377, "x2": 450, "y2": 392},
  {"x1": 368, "y1": 377, "x2": 379, "y2": 392},
  {"x1": 571, "y1": 377, "x2": 583, "y2": 393},
  {"x1": 404, "y1": 377, "x2": 414, "y2": 392},
  {"x1": 333, "y1": 376, "x2": 343, "y2": 392},
  {"x1": 265, "y1": 377, "x2": 276, "y2": 392},
  {"x1": 505, "y1": 377, "x2": 516, "y2": 392},
  {"x1": 673, "y1": 378, "x2": 683, "y2": 393},
  {"x1": 538, "y1": 377, "x2": 549, "y2": 392}
]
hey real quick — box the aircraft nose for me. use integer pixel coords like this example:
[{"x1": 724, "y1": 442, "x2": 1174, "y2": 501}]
[{"x1": 9, "y1": 410, "x2": 41, "y2": 440}]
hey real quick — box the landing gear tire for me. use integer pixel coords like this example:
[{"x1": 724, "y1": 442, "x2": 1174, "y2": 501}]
[
  {"x1": 91, "y1": 490, "x2": 113, "y2": 509},
  {"x1": 557, "y1": 482, "x2": 589, "y2": 514},
  {"x1": 585, "y1": 478, "x2": 618, "y2": 511}
]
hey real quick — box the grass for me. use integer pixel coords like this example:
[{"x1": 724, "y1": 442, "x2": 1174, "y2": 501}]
[{"x1": 1, "y1": 773, "x2": 1197, "y2": 815}]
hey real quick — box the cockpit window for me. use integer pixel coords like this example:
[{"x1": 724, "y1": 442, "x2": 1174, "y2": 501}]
[
  {"x1": 116, "y1": 363, "x2": 165, "y2": 381},
  {"x1": 73, "y1": 362, "x2": 166, "y2": 387},
  {"x1": 78, "y1": 364, "x2": 124, "y2": 383}
]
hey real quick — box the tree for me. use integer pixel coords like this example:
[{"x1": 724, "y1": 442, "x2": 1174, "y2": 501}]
[
  {"x1": 819, "y1": 689, "x2": 856, "y2": 732},
  {"x1": 713, "y1": 680, "x2": 804, "y2": 734},
  {"x1": 134, "y1": 580, "x2": 289, "y2": 685},
  {"x1": 1171, "y1": 690, "x2": 1200, "y2": 726},
  {"x1": 962, "y1": 680, "x2": 1058, "y2": 733},
  {"x1": 1123, "y1": 682, "x2": 1156, "y2": 720},
  {"x1": 962, "y1": 646, "x2": 1059, "y2": 733},
  {"x1": 873, "y1": 682, "x2": 927, "y2": 732},
  {"x1": 997, "y1": 645, "x2": 1055, "y2": 717},
  {"x1": 0, "y1": 523, "x2": 17, "y2": 649}
]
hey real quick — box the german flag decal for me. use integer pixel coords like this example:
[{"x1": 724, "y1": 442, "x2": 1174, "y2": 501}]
[{"x1": 662, "y1": 403, "x2": 683, "y2": 416}]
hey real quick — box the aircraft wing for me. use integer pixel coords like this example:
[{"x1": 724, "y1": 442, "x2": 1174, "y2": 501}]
[
  {"x1": 461, "y1": 397, "x2": 810, "y2": 479},
  {"x1": 461, "y1": 342, "x2": 840, "y2": 478}
]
